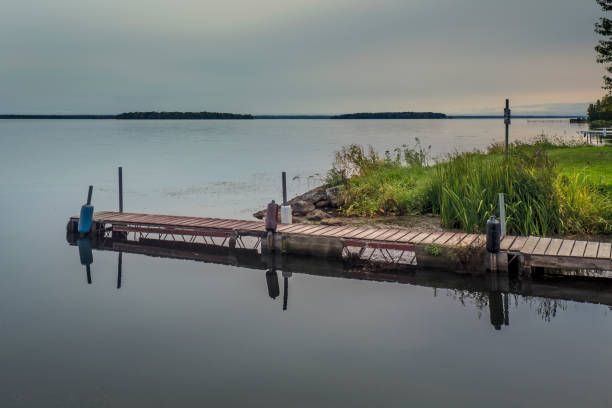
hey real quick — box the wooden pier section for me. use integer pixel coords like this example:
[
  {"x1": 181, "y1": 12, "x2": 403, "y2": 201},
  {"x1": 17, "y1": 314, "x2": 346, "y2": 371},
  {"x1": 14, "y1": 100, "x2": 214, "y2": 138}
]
[{"x1": 68, "y1": 211, "x2": 612, "y2": 273}]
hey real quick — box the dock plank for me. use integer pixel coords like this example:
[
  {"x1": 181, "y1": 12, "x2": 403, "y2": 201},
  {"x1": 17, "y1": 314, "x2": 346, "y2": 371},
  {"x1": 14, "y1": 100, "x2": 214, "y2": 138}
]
[
  {"x1": 375, "y1": 229, "x2": 403, "y2": 241},
  {"x1": 343, "y1": 228, "x2": 370, "y2": 239},
  {"x1": 500, "y1": 236, "x2": 516, "y2": 251},
  {"x1": 532, "y1": 238, "x2": 552, "y2": 255},
  {"x1": 333, "y1": 227, "x2": 362, "y2": 238},
  {"x1": 279, "y1": 224, "x2": 310, "y2": 233},
  {"x1": 458, "y1": 234, "x2": 479, "y2": 247},
  {"x1": 521, "y1": 236, "x2": 541, "y2": 255},
  {"x1": 445, "y1": 233, "x2": 467, "y2": 246},
  {"x1": 510, "y1": 236, "x2": 528, "y2": 251},
  {"x1": 362, "y1": 229, "x2": 390, "y2": 240},
  {"x1": 570, "y1": 241, "x2": 587, "y2": 258},
  {"x1": 597, "y1": 243, "x2": 612, "y2": 260},
  {"x1": 318, "y1": 226, "x2": 346, "y2": 236},
  {"x1": 420, "y1": 232, "x2": 443, "y2": 244},
  {"x1": 288, "y1": 225, "x2": 316, "y2": 234},
  {"x1": 545, "y1": 239, "x2": 563, "y2": 256},
  {"x1": 433, "y1": 232, "x2": 455, "y2": 245},
  {"x1": 394, "y1": 231, "x2": 420, "y2": 242},
  {"x1": 557, "y1": 240, "x2": 575, "y2": 257},
  {"x1": 411, "y1": 232, "x2": 432, "y2": 244},
  {"x1": 352, "y1": 229, "x2": 379, "y2": 239},
  {"x1": 298, "y1": 225, "x2": 327, "y2": 235},
  {"x1": 584, "y1": 242, "x2": 600, "y2": 259},
  {"x1": 307, "y1": 226, "x2": 335, "y2": 235}
]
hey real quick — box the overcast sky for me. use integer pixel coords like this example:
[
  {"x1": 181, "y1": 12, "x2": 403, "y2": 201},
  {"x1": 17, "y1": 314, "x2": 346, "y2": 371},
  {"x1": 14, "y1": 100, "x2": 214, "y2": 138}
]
[{"x1": 0, "y1": 0, "x2": 604, "y2": 115}]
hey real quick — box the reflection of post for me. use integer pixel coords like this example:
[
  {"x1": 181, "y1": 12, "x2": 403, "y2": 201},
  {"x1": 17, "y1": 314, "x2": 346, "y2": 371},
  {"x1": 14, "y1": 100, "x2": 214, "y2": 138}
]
[
  {"x1": 489, "y1": 291, "x2": 503, "y2": 330},
  {"x1": 266, "y1": 270, "x2": 280, "y2": 299},
  {"x1": 282, "y1": 271, "x2": 291, "y2": 311},
  {"x1": 117, "y1": 252, "x2": 123, "y2": 289},
  {"x1": 503, "y1": 293, "x2": 509, "y2": 326},
  {"x1": 78, "y1": 238, "x2": 93, "y2": 285}
]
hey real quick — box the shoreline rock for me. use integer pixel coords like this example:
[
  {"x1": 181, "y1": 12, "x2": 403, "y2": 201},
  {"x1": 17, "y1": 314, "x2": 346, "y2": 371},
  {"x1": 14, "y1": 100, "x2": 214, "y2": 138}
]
[{"x1": 253, "y1": 185, "x2": 341, "y2": 221}]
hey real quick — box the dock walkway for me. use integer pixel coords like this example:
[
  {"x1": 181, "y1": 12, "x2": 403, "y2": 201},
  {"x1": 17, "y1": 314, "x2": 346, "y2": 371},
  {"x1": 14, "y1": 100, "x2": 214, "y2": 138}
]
[{"x1": 68, "y1": 211, "x2": 612, "y2": 272}]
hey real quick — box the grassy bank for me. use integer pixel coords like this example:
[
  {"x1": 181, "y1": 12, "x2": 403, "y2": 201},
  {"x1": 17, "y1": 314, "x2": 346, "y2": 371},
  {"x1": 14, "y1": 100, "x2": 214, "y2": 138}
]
[{"x1": 327, "y1": 138, "x2": 612, "y2": 236}]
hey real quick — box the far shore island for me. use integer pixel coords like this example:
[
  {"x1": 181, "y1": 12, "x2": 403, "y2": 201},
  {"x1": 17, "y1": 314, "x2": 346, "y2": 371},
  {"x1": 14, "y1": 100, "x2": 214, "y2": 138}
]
[
  {"x1": 331, "y1": 111, "x2": 447, "y2": 119},
  {"x1": 0, "y1": 112, "x2": 582, "y2": 120}
]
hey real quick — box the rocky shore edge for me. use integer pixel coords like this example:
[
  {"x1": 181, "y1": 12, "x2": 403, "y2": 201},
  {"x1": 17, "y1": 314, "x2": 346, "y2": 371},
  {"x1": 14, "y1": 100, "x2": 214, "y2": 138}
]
[{"x1": 253, "y1": 186, "x2": 342, "y2": 222}]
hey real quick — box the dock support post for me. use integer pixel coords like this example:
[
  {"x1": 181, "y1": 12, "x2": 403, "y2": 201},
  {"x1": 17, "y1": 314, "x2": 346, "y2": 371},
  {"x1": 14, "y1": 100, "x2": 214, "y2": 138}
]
[
  {"x1": 280, "y1": 172, "x2": 292, "y2": 224},
  {"x1": 118, "y1": 166, "x2": 123, "y2": 213},
  {"x1": 282, "y1": 171, "x2": 287, "y2": 205},
  {"x1": 498, "y1": 193, "x2": 506, "y2": 238},
  {"x1": 504, "y1": 99, "x2": 511, "y2": 161}
]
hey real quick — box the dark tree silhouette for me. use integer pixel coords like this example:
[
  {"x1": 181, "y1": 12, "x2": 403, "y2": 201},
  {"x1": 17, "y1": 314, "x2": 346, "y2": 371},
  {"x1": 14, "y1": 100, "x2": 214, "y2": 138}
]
[{"x1": 595, "y1": 0, "x2": 612, "y2": 90}]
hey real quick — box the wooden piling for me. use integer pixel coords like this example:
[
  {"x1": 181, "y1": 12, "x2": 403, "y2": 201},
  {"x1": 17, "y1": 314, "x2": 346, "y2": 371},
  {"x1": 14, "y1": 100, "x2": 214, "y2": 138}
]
[
  {"x1": 282, "y1": 171, "x2": 287, "y2": 205},
  {"x1": 118, "y1": 166, "x2": 123, "y2": 213}
]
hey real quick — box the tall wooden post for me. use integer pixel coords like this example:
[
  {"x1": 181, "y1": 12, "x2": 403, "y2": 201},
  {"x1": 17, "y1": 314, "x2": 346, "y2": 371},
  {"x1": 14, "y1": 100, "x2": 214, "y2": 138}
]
[
  {"x1": 118, "y1": 166, "x2": 123, "y2": 213},
  {"x1": 504, "y1": 99, "x2": 511, "y2": 160},
  {"x1": 282, "y1": 171, "x2": 287, "y2": 205}
]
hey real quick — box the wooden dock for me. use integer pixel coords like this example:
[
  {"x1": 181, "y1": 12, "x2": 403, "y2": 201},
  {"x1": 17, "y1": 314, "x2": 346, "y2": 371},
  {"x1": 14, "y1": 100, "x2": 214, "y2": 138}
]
[{"x1": 68, "y1": 211, "x2": 612, "y2": 273}]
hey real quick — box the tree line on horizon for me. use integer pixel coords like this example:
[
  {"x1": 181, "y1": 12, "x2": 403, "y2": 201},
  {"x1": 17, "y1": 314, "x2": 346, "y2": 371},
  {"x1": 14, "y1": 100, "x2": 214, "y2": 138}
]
[{"x1": 116, "y1": 111, "x2": 253, "y2": 119}]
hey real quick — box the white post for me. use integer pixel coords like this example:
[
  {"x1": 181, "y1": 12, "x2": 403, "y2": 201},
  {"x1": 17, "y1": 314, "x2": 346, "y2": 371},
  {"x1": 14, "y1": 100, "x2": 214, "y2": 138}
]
[{"x1": 498, "y1": 193, "x2": 506, "y2": 238}]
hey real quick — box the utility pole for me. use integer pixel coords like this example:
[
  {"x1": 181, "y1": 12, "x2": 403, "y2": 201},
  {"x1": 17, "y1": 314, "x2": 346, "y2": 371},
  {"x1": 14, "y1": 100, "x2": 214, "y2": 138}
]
[{"x1": 504, "y1": 99, "x2": 511, "y2": 160}]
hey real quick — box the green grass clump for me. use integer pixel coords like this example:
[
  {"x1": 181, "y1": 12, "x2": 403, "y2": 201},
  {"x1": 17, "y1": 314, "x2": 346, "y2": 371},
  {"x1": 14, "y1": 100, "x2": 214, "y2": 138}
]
[
  {"x1": 429, "y1": 149, "x2": 561, "y2": 235},
  {"x1": 330, "y1": 138, "x2": 612, "y2": 236}
]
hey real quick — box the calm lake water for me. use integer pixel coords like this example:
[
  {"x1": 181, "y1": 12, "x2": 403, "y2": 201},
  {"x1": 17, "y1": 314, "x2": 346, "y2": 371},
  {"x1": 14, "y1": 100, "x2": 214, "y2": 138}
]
[{"x1": 4, "y1": 119, "x2": 612, "y2": 407}]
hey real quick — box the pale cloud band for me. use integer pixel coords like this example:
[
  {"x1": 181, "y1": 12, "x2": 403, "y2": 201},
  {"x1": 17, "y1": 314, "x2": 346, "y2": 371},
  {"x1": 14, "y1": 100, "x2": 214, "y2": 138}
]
[{"x1": 0, "y1": 0, "x2": 603, "y2": 115}]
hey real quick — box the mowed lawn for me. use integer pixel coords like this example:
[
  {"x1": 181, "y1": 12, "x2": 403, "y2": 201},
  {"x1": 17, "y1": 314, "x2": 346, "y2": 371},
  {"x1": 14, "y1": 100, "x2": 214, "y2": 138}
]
[{"x1": 548, "y1": 145, "x2": 612, "y2": 191}]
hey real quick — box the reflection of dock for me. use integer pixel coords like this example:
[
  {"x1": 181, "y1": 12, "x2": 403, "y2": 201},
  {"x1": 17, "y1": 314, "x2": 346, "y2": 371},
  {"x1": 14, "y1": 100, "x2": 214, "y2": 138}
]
[
  {"x1": 67, "y1": 233, "x2": 612, "y2": 309},
  {"x1": 67, "y1": 211, "x2": 612, "y2": 274}
]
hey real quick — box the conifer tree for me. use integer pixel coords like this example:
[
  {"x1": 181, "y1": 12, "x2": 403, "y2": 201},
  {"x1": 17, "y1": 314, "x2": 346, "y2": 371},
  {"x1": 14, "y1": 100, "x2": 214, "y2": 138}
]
[{"x1": 595, "y1": 0, "x2": 612, "y2": 90}]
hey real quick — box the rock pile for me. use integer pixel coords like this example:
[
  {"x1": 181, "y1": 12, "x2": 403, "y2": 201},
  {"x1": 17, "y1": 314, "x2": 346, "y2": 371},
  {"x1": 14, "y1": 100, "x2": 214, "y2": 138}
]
[{"x1": 253, "y1": 186, "x2": 343, "y2": 222}]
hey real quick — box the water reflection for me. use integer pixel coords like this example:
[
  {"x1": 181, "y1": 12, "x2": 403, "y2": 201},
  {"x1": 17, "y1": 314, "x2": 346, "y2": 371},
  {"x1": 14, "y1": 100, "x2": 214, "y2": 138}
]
[
  {"x1": 68, "y1": 235, "x2": 612, "y2": 330},
  {"x1": 77, "y1": 238, "x2": 93, "y2": 284}
]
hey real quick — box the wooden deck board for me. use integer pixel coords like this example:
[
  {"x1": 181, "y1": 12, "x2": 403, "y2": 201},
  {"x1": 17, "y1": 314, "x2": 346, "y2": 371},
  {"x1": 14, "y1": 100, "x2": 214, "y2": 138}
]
[
  {"x1": 570, "y1": 241, "x2": 587, "y2": 258},
  {"x1": 521, "y1": 236, "x2": 541, "y2": 255},
  {"x1": 510, "y1": 236, "x2": 528, "y2": 251},
  {"x1": 420, "y1": 232, "x2": 443, "y2": 244},
  {"x1": 500, "y1": 235, "x2": 516, "y2": 251},
  {"x1": 352, "y1": 229, "x2": 379, "y2": 239},
  {"x1": 557, "y1": 240, "x2": 575, "y2": 257},
  {"x1": 445, "y1": 233, "x2": 467, "y2": 246},
  {"x1": 545, "y1": 239, "x2": 564, "y2": 256},
  {"x1": 376, "y1": 229, "x2": 403, "y2": 241},
  {"x1": 362, "y1": 229, "x2": 390, "y2": 240},
  {"x1": 433, "y1": 232, "x2": 455, "y2": 245},
  {"x1": 342, "y1": 228, "x2": 370, "y2": 238},
  {"x1": 306, "y1": 226, "x2": 334, "y2": 235},
  {"x1": 597, "y1": 243, "x2": 612, "y2": 260},
  {"x1": 318, "y1": 226, "x2": 346, "y2": 236},
  {"x1": 394, "y1": 231, "x2": 420, "y2": 242},
  {"x1": 532, "y1": 238, "x2": 552, "y2": 256},
  {"x1": 411, "y1": 232, "x2": 432, "y2": 244},
  {"x1": 458, "y1": 234, "x2": 479, "y2": 247},
  {"x1": 333, "y1": 227, "x2": 362, "y2": 238},
  {"x1": 584, "y1": 242, "x2": 600, "y2": 259}
]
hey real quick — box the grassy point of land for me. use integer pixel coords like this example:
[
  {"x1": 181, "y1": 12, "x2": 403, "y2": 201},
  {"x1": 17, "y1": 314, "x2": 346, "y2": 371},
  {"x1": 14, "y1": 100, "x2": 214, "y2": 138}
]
[{"x1": 326, "y1": 139, "x2": 612, "y2": 238}]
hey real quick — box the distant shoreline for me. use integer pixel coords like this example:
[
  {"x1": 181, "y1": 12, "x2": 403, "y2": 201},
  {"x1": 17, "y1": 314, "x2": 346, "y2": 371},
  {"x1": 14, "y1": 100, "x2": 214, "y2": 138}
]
[{"x1": 0, "y1": 114, "x2": 580, "y2": 120}]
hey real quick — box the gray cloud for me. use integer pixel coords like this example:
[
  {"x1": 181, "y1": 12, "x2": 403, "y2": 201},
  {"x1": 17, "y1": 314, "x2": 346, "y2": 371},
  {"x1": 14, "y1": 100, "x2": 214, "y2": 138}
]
[{"x1": 0, "y1": 0, "x2": 603, "y2": 114}]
